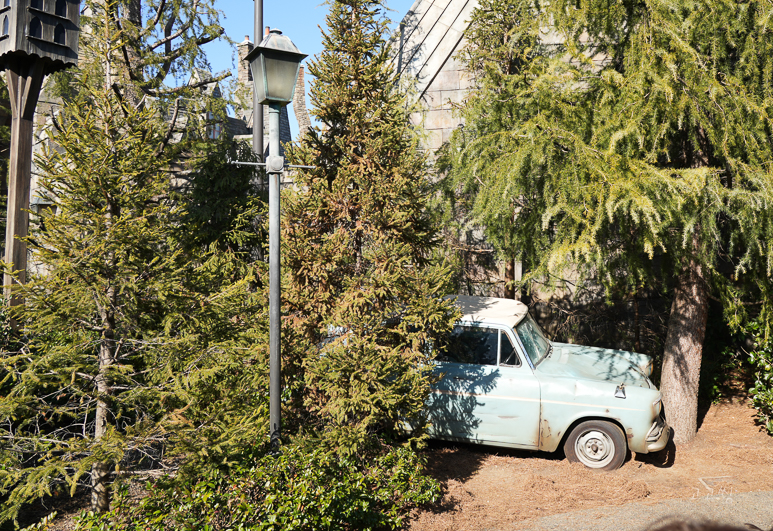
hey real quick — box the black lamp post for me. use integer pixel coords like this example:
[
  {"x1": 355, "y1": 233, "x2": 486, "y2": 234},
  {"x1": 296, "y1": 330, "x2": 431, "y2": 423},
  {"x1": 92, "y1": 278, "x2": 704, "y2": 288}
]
[{"x1": 245, "y1": 29, "x2": 306, "y2": 450}]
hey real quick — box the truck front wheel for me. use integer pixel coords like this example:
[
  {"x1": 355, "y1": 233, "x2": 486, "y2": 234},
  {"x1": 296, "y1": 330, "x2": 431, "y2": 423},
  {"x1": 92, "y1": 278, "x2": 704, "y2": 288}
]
[{"x1": 564, "y1": 420, "x2": 627, "y2": 471}]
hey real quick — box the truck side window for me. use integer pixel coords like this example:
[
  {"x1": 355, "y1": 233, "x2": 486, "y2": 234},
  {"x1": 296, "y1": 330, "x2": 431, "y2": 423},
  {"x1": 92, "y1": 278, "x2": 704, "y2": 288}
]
[
  {"x1": 439, "y1": 325, "x2": 498, "y2": 365},
  {"x1": 499, "y1": 333, "x2": 520, "y2": 366}
]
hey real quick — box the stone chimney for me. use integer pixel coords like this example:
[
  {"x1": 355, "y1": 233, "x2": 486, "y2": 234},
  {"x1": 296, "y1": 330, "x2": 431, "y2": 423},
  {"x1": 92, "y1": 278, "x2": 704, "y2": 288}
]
[
  {"x1": 292, "y1": 66, "x2": 312, "y2": 135},
  {"x1": 237, "y1": 36, "x2": 254, "y2": 87}
]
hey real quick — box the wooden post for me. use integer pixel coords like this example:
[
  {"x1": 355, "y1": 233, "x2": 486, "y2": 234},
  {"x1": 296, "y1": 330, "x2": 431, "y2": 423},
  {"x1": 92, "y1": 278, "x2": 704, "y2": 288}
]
[{"x1": 3, "y1": 58, "x2": 45, "y2": 304}]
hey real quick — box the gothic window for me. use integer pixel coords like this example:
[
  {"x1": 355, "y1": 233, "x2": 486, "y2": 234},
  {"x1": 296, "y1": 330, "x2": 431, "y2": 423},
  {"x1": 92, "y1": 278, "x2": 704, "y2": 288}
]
[
  {"x1": 2, "y1": 0, "x2": 9, "y2": 8},
  {"x1": 30, "y1": 0, "x2": 42, "y2": 9},
  {"x1": 55, "y1": 0, "x2": 66, "y2": 17},
  {"x1": 2, "y1": 16, "x2": 8, "y2": 36},
  {"x1": 29, "y1": 17, "x2": 42, "y2": 38},
  {"x1": 54, "y1": 23, "x2": 64, "y2": 44},
  {"x1": 206, "y1": 111, "x2": 222, "y2": 140}
]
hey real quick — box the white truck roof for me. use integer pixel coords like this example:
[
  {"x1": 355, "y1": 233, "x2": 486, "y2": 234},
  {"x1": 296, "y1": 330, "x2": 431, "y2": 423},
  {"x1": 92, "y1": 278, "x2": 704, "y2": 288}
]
[{"x1": 452, "y1": 295, "x2": 529, "y2": 329}]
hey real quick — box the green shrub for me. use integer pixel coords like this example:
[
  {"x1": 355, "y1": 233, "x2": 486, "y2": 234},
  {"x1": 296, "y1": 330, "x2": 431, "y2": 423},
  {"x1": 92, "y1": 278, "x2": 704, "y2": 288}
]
[
  {"x1": 749, "y1": 323, "x2": 773, "y2": 434},
  {"x1": 74, "y1": 444, "x2": 440, "y2": 531}
]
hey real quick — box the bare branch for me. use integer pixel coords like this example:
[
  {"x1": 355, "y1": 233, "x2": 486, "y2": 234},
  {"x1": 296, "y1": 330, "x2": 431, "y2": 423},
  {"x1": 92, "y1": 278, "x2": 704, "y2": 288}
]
[
  {"x1": 151, "y1": 0, "x2": 167, "y2": 27},
  {"x1": 142, "y1": 71, "x2": 231, "y2": 97},
  {"x1": 157, "y1": 97, "x2": 181, "y2": 157}
]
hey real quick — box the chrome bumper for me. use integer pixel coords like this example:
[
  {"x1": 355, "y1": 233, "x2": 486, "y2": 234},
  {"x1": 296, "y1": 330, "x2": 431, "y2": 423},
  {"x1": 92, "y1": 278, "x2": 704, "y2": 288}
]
[{"x1": 645, "y1": 413, "x2": 669, "y2": 452}]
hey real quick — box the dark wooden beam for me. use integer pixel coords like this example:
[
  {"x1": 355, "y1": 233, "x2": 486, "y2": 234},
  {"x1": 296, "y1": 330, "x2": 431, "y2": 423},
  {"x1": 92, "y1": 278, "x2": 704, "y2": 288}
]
[{"x1": 4, "y1": 58, "x2": 45, "y2": 304}]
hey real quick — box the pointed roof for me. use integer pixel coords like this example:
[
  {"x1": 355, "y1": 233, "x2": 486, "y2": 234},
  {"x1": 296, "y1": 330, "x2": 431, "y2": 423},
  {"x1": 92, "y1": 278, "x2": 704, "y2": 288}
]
[
  {"x1": 392, "y1": 0, "x2": 478, "y2": 99},
  {"x1": 188, "y1": 68, "x2": 222, "y2": 98}
]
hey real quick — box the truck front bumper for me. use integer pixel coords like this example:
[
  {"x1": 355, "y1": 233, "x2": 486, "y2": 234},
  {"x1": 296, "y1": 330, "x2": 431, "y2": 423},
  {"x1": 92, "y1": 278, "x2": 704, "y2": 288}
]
[{"x1": 644, "y1": 413, "x2": 669, "y2": 453}]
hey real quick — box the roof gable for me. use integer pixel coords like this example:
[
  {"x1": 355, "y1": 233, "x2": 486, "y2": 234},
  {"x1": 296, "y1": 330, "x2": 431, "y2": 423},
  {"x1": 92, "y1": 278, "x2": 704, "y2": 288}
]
[{"x1": 392, "y1": 0, "x2": 478, "y2": 99}]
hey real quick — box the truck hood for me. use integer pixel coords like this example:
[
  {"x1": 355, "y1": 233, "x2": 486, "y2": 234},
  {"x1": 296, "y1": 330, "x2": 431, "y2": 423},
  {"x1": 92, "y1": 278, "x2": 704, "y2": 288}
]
[{"x1": 536, "y1": 343, "x2": 651, "y2": 388}]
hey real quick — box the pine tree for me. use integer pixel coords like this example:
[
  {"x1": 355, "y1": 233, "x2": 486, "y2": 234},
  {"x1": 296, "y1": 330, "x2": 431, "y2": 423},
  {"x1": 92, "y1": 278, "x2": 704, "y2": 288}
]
[
  {"x1": 443, "y1": 0, "x2": 773, "y2": 443},
  {"x1": 283, "y1": 0, "x2": 457, "y2": 456},
  {"x1": 0, "y1": 1, "x2": 267, "y2": 521}
]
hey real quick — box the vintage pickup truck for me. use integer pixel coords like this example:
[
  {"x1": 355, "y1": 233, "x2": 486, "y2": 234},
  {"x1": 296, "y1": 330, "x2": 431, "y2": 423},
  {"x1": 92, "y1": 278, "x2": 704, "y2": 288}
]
[{"x1": 427, "y1": 295, "x2": 669, "y2": 470}]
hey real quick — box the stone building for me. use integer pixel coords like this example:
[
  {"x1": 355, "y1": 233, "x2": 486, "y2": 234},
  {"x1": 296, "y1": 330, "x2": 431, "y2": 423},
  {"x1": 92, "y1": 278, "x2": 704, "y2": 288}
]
[
  {"x1": 392, "y1": 0, "x2": 514, "y2": 297},
  {"x1": 392, "y1": 0, "x2": 478, "y2": 152}
]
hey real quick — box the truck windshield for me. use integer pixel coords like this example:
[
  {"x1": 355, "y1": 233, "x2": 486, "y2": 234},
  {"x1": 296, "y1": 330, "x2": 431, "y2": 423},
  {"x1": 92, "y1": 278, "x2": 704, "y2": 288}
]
[{"x1": 515, "y1": 314, "x2": 550, "y2": 366}]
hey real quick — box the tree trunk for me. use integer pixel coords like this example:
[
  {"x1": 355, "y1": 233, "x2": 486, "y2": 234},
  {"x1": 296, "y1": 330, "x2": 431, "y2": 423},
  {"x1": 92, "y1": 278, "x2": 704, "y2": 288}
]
[
  {"x1": 660, "y1": 245, "x2": 709, "y2": 444},
  {"x1": 91, "y1": 337, "x2": 113, "y2": 512},
  {"x1": 504, "y1": 258, "x2": 515, "y2": 299},
  {"x1": 91, "y1": 288, "x2": 116, "y2": 512}
]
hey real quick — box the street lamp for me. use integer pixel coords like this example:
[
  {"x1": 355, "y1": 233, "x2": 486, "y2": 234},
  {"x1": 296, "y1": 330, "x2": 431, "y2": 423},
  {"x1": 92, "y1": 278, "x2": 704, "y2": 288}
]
[
  {"x1": 246, "y1": 29, "x2": 306, "y2": 107},
  {"x1": 245, "y1": 29, "x2": 306, "y2": 451}
]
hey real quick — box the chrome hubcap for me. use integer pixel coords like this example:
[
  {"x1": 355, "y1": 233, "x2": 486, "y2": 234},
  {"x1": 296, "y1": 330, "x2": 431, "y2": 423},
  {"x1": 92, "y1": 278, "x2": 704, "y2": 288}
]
[{"x1": 575, "y1": 430, "x2": 614, "y2": 468}]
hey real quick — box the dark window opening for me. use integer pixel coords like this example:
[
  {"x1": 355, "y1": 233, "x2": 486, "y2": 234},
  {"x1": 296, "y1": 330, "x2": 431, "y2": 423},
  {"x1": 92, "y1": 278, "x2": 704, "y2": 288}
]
[
  {"x1": 2, "y1": 16, "x2": 8, "y2": 36},
  {"x1": 55, "y1": 0, "x2": 66, "y2": 17},
  {"x1": 440, "y1": 326, "x2": 499, "y2": 365},
  {"x1": 29, "y1": 17, "x2": 42, "y2": 38},
  {"x1": 30, "y1": 0, "x2": 42, "y2": 9},
  {"x1": 3, "y1": 0, "x2": 10, "y2": 8},
  {"x1": 53, "y1": 23, "x2": 64, "y2": 44}
]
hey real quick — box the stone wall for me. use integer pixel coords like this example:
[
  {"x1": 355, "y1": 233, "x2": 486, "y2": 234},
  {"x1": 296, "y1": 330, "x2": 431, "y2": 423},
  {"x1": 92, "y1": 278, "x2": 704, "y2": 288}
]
[{"x1": 411, "y1": 48, "x2": 473, "y2": 151}]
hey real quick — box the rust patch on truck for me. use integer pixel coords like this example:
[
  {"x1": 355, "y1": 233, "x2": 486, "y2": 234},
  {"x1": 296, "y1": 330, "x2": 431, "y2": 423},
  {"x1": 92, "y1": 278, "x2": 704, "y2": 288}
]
[{"x1": 540, "y1": 418, "x2": 562, "y2": 450}]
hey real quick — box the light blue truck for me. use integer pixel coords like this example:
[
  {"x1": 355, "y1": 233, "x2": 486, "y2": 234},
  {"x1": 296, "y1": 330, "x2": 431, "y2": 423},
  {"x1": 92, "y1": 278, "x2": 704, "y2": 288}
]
[{"x1": 427, "y1": 295, "x2": 670, "y2": 470}]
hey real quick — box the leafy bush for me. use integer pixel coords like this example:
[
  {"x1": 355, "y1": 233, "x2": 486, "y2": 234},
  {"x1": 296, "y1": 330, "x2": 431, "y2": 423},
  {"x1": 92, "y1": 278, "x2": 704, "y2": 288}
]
[
  {"x1": 74, "y1": 444, "x2": 440, "y2": 531},
  {"x1": 19, "y1": 513, "x2": 56, "y2": 531},
  {"x1": 748, "y1": 322, "x2": 773, "y2": 434}
]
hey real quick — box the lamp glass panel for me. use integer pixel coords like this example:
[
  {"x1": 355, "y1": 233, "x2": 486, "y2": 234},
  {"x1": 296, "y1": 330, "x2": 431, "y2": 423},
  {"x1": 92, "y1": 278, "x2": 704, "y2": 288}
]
[
  {"x1": 263, "y1": 53, "x2": 300, "y2": 103},
  {"x1": 249, "y1": 54, "x2": 268, "y2": 103}
]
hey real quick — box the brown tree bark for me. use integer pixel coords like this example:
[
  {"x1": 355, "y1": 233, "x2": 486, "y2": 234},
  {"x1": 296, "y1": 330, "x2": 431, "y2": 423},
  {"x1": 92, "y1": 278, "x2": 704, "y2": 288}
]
[
  {"x1": 660, "y1": 235, "x2": 709, "y2": 444},
  {"x1": 91, "y1": 197, "x2": 118, "y2": 512},
  {"x1": 91, "y1": 319, "x2": 115, "y2": 513},
  {"x1": 504, "y1": 258, "x2": 515, "y2": 299}
]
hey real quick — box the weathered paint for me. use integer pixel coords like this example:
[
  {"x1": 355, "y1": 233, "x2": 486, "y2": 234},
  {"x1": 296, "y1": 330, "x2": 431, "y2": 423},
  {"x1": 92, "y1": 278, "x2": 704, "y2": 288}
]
[
  {"x1": 540, "y1": 343, "x2": 653, "y2": 388},
  {"x1": 428, "y1": 353, "x2": 541, "y2": 448},
  {"x1": 427, "y1": 310, "x2": 669, "y2": 459}
]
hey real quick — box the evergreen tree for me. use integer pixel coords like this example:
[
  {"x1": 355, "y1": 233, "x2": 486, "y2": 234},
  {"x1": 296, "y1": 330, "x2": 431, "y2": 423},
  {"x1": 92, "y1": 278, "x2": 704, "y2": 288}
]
[
  {"x1": 0, "y1": 1, "x2": 267, "y2": 521},
  {"x1": 443, "y1": 0, "x2": 773, "y2": 443},
  {"x1": 284, "y1": 0, "x2": 457, "y2": 456}
]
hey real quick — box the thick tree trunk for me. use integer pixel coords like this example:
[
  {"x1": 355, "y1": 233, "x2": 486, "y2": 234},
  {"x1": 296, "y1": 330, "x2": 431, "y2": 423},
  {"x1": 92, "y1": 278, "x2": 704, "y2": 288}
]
[{"x1": 660, "y1": 248, "x2": 709, "y2": 444}]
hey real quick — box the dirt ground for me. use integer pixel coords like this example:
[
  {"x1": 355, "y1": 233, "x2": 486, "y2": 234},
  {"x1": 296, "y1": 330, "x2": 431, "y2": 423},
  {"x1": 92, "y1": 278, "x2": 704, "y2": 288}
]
[
  {"x1": 408, "y1": 398, "x2": 773, "y2": 531},
  {"x1": 17, "y1": 396, "x2": 772, "y2": 531}
]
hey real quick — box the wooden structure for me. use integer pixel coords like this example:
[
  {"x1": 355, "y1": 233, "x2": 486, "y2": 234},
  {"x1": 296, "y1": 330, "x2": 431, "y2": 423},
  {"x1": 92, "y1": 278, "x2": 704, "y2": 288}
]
[{"x1": 0, "y1": 0, "x2": 80, "y2": 303}]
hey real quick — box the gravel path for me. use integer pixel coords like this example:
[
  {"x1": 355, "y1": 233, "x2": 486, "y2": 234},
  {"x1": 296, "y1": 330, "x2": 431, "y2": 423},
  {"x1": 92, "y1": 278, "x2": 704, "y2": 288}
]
[{"x1": 517, "y1": 490, "x2": 773, "y2": 531}]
